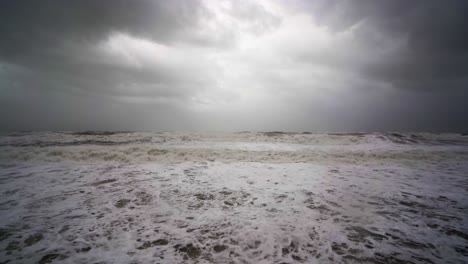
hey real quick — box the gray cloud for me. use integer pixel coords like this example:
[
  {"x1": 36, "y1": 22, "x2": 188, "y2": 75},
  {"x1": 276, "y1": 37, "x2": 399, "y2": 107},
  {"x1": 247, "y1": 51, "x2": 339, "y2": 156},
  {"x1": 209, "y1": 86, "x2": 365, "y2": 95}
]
[
  {"x1": 0, "y1": 0, "x2": 204, "y2": 47},
  {"x1": 0, "y1": 0, "x2": 467, "y2": 132},
  {"x1": 295, "y1": 0, "x2": 468, "y2": 90},
  {"x1": 0, "y1": 0, "x2": 216, "y2": 97}
]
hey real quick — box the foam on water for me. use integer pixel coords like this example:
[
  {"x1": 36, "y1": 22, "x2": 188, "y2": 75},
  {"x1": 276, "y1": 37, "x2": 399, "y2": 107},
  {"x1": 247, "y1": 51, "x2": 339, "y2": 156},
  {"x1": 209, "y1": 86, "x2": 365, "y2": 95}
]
[{"x1": 0, "y1": 132, "x2": 467, "y2": 263}]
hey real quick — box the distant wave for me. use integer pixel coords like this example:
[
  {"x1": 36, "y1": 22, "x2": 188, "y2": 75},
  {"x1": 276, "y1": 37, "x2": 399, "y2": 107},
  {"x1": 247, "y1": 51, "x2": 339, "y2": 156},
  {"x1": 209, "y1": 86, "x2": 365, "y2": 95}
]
[
  {"x1": 0, "y1": 138, "x2": 152, "y2": 147},
  {"x1": 70, "y1": 131, "x2": 134, "y2": 136}
]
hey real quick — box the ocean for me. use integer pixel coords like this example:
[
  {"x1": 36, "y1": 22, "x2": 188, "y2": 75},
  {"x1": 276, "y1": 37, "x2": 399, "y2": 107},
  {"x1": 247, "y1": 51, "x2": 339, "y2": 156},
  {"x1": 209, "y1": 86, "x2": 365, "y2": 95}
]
[{"x1": 0, "y1": 131, "x2": 467, "y2": 263}]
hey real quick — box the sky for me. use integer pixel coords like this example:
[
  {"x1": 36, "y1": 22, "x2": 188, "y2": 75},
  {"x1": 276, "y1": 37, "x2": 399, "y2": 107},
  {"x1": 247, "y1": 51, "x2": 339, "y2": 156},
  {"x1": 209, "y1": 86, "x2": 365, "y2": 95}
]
[{"x1": 1, "y1": 0, "x2": 467, "y2": 132}]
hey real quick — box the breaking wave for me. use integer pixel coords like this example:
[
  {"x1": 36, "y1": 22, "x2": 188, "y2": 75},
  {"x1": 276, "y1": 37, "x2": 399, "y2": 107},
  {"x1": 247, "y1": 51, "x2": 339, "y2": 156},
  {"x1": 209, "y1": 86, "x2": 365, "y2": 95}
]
[{"x1": 0, "y1": 132, "x2": 467, "y2": 164}]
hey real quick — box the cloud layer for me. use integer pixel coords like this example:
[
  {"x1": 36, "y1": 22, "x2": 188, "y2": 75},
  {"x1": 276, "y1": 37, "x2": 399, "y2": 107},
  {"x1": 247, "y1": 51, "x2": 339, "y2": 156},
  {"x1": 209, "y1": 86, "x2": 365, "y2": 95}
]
[{"x1": 1, "y1": 0, "x2": 467, "y2": 132}]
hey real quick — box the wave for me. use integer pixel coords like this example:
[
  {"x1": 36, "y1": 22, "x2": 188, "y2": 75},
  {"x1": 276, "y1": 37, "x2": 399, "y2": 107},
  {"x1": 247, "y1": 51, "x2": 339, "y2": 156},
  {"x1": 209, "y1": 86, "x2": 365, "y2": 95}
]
[
  {"x1": 0, "y1": 138, "x2": 153, "y2": 147},
  {"x1": 70, "y1": 131, "x2": 134, "y2": 136},
  {"x1": 0, "y1": 132, "x2": 467, "y2": 164}
]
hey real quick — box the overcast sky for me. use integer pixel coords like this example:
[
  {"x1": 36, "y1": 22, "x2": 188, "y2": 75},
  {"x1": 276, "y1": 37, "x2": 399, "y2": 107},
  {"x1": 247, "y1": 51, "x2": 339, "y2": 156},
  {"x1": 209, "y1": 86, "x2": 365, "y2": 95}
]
[{"x1": 1, "y1": 0, "x2": 467, "y2": 132}]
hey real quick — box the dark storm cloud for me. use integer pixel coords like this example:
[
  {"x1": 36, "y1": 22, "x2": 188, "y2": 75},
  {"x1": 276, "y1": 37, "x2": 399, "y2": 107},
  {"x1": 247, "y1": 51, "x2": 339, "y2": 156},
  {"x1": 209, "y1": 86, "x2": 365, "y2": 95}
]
[
  {"x1": 0, "y1": 0, "x2": 206, "y2": 50},
  {"x1": 0, "y1": 0, "x2": 277, "y2": 99},
  {"x1": 0, "y1": 0, "x2": 217, "y2": 98},
  {"x1": 0, "y1": 0, "x2": 467, "y2": 132},
  {"x1": 0, "y1": 0, "x2": 274, "y2": 62},
  {"x1": 298, "y1": 0, "x2": 468, "y2": 90}
]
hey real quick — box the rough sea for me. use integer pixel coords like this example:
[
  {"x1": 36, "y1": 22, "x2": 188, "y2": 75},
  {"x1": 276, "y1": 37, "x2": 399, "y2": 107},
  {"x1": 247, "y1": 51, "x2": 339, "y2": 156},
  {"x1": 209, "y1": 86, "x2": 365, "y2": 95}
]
[{"x1": 0, "y1": 131, "x2": 467, "y2": 263}]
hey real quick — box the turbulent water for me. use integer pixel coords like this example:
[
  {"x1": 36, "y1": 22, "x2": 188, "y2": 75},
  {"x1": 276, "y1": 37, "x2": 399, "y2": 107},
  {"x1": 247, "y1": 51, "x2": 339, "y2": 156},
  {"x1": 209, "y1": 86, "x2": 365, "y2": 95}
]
[{"x1": 0, "y1": 131, "x2": 467, "y2": 264}]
